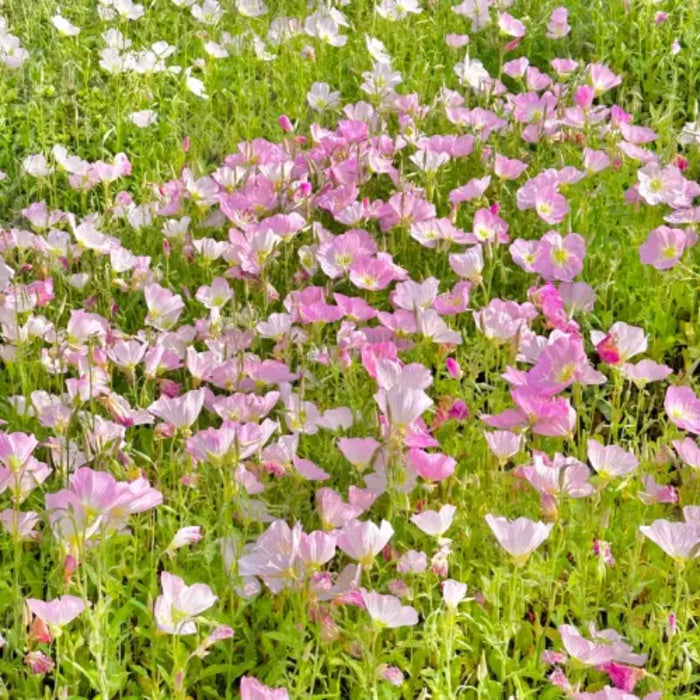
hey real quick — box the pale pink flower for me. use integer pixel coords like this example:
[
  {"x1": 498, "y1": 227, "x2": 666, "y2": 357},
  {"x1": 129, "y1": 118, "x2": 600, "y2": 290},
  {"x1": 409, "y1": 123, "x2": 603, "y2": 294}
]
[
  {"x1": 337, "y1": 519, "x2": 393, "y2": 568},
  {"x1": 494, "y1": 154, "x2": 528, "y2": 180},
  {"x1": 148, "y1": 389, "x2": 205, "y2": 429},
  {"x1": 639, "y1": 226, "x2": 689, "y2": 270},
  {"x1": 673, "y1": 438, "x2": 700, "y2": 470},
  {"x1": 484, "y1": 430, "x2": 523, "y2": 465},
  {"x1": 144, "y1": 283, "x2": 184, "y2": 331},
  {"x1": 485, "y1": 514, "x2": 553, "y2": 564},
  {"x1": 441, "y1": 579, "x2": 468, "y2": 611},
  {"x1": 639, "y1": 476, "x2": 677, "y2": 505},
  {"x1": 410, "y1": 504, "x2": 456, "y2": 539},
  {"x1": 640, "y1": 519, "x2": 700, "y2": 561},
  {"x1": 546, "y1": 7, "x2": 570, "y2": 38},
  {"x1": 167, "y1": 526, "x2": 203, "y2": 553},
  {"x1": 361, "y1": 589, "x2": 418, "y2": 628},
  {"x1": 588, "y1": 63, "x2": 622, "y2": 95},
  {"x1": 665, "y1": 386, "x2": 700, "y2": 434},
  {"x1": 154, "y1": 571, "x2": 217, "y2": 635},
  {"x1": 498, "y1": 12, "x2": 525, "y2": 38},
  {"x1": 618, "y1": 360, "x2": 672, "y2": 386},
  {"x1": 27, "y1": 595, "x2": 85, "y2": 627},
  {"x1": 591, "y1": 322, "x2": 648, "y2": 365},
  {"x1": 587, "y1": 440, "x2": 638, "y2": 478}
]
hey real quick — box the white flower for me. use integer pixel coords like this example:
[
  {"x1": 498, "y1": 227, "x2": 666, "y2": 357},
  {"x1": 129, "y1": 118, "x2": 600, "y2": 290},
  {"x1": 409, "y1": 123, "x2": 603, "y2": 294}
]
[
  {"x1": 22, "y1": 154, "x2": 53, "y2": 177},
  {"x1": 129, "y1": 110, "x2": 158, "y2": 128},
  {"x1": 185, "y1": 68, "x2": 209, "y2": 99},
  {"x1": 307, "y1": 82, "x2": 341, "y2": 112},
  {"x1": 454, "y1": 53, "x2": 490, "y2": 91},
  {"x1": 52, "y1": 14, "x2": 81, "y2": 37}
]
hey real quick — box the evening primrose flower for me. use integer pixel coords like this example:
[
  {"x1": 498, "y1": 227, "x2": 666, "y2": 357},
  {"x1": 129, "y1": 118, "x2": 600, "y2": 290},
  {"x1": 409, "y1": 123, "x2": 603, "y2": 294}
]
[
  {"x1": 154, "y1": 571, "x2": 217, "y2": 635},
  {"x1": 485, "y1": 514, "x2": 553, "y2": 565}
]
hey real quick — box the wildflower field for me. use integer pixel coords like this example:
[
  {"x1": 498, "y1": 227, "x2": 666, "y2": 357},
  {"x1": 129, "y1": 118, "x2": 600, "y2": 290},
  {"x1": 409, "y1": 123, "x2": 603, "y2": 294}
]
[{"x1": 0, "y1": 0, "x2": 699, "y2": 697}]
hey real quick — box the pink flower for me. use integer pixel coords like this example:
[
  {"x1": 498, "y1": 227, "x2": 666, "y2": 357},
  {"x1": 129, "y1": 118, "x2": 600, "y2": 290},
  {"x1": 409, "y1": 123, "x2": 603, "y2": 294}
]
[
  {"x1": 498, "y1": 12, "x2": 526, "y2": 38},
  {"x1": 534, "y1": 188, "x2": 569, "y2": 224},
  {"x1": 240, "y1": 676, "x2": 290, "y2": 700},
  {"x1": 588, "y1": 63, "x2": 622, "y2": 95},
  {"x1": 484, "y1": 514, "x2": 553, "y2": 565},
  {"x1": 558, "y1": 625, "x2": 617, "y2": 666},
  {"x1": 639, "y1": 226, "x2": 689, "y2": 269},
  {"x1": 473, "y1": 298, "x2": 536, "y2": 342},
  {"x1": 24, "y1": 651, "x2": 55, "y2": 675},
  {"x1": 167, "y1": 526, "x2": 203, "y2": 553},
  {"x1": 546, "y1": 7, "x2": 570, "y2": 38},
  {"x1": 337, "y1": 438, "x2": 381, "y2": 471},
  {"x1": 494, "y1": 154, "x2": 528, "y2": 179},
  {"x1": 587, "y1": 440, "x2": 639, "y2": 478},
  {"x1": 591, "y1": 322, "x2": 647, "y2": 365},
  {"x1": 154, "y1": 571, "x2": 217, "y2": 635},
  {"x1": 533, "y1": 231, "x2": 585, "y2": 282},
  {"x1": 597, "y1": 662, "x2": 646, "y2": 693},
  {"x1": 377, "y1": 665, "x2": 405, "y2": 686},
  {"x1": 639, "y1": 476, "x2": 677, "y2": 505},
  {"x1": 673, "y1": 437, "x2": 700, "y2": 470},
  {"x1": 337, "y1": 519, "x2": 393, "y2": 568},
  {"x1": 27, "y1": 595, "x2": 85, "y2": 627},
  {"x1": 408, "y1": 448, "x2": 456, "y2": 483},
  {"x1": 665, "y1": 386, "x2": 700, "y2": 434},
  {"x1": 639, "y1": 519, "x2": 700, "y2": 561},
  {"x1": 361, "y1": 589, "x2": 418, "y2": 628}
]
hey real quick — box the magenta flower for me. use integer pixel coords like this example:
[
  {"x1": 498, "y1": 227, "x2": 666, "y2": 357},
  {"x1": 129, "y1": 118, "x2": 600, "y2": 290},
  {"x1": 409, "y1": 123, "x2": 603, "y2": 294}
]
[
  {"x1": 639, "y1": 226, "x2": 689, "y2": 269},
  {"x1": 639, "y1": 519, "x2": 700, "y2": 561},
  {"x1": 665, "y1": 386, "x2": 700, "y2": 434},
  {"x1": 240, "y1": 676, "x2": 289, "y2": 700},
  {"x1": 27, "y1": 595, "x2": 85, "y2": 628},
  {"x1": 484, "y1": 514, "x2": 553, "y2": 565},
  {"x1": 361, "y1": 589, "x2": 418, "y2": 628},
  {"x1": 154, "y1": 571, "x2": 217, "y2": 635}
]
